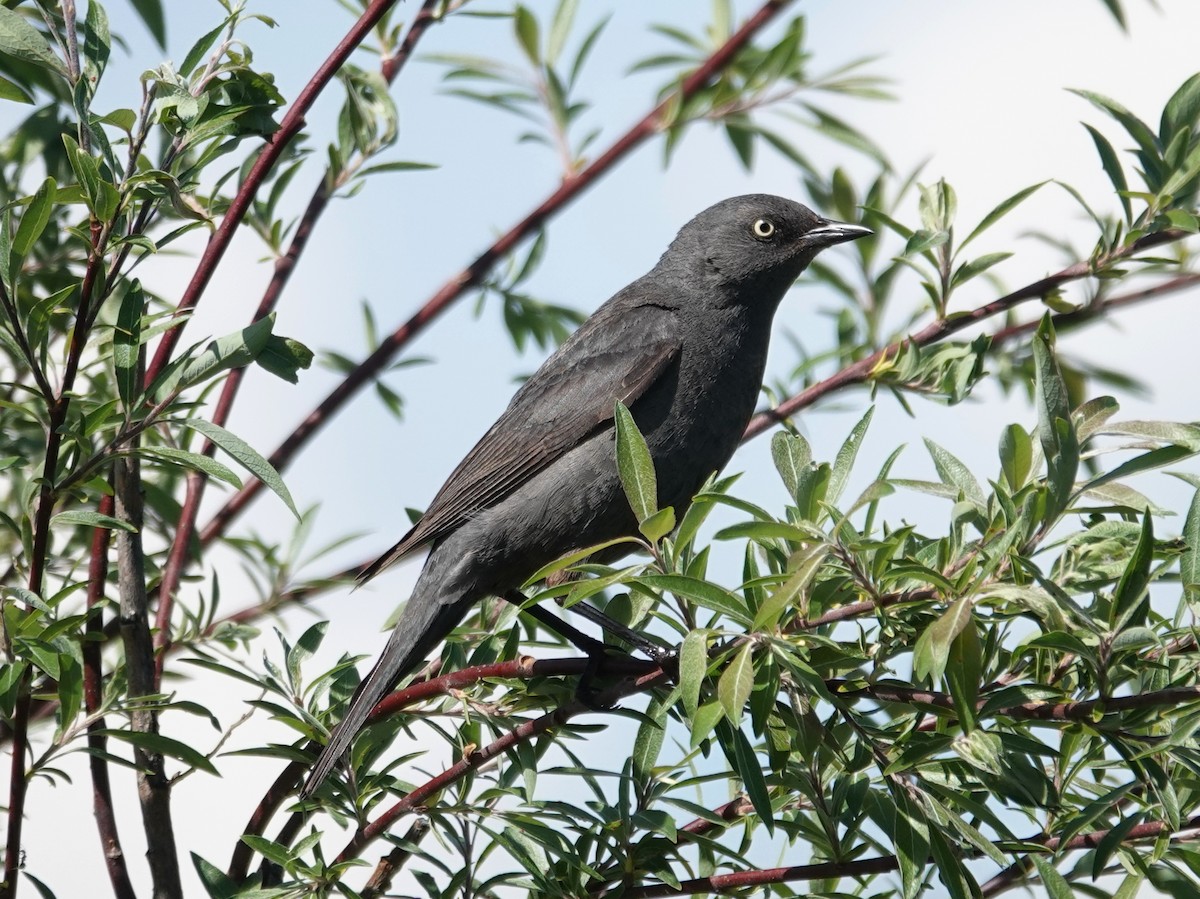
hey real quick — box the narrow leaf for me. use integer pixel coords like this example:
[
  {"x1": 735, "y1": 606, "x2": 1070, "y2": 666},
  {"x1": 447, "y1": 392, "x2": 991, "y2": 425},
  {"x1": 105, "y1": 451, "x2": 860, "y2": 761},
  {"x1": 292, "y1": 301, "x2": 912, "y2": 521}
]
[
  {"x1": 181, "y1": 420, "x2": 298, "y2": 517},
  {"x1": 614, "y1": 401, "x2": 657, "y2": 522},
  {"x1": 717, "y1": 642, "x2": 754, "y2": 725}
]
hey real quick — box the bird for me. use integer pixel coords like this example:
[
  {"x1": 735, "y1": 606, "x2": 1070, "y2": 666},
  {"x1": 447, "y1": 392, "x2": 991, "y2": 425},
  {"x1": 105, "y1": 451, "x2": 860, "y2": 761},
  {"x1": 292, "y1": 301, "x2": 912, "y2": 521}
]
[{"x1": 301, "y1": 194, "x2": 869, "y2": 796}]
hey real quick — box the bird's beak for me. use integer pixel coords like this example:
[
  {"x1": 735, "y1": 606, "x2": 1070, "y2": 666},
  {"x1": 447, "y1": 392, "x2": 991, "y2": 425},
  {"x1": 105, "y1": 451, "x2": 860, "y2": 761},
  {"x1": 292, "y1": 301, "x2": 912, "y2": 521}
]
[{"x1": 802, "y1": 219, "x2": 872, "y2": 248}]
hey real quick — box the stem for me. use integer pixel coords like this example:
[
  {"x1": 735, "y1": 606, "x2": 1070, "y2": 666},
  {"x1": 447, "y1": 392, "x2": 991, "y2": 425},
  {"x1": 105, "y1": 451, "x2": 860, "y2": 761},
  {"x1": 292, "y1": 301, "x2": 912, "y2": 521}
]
[
  {"x1": 82, "y1": 495, "x2": 136, "y2": 899},
  {"x1": 116, "y1": 452, "x2": 183, "y2": 898}
]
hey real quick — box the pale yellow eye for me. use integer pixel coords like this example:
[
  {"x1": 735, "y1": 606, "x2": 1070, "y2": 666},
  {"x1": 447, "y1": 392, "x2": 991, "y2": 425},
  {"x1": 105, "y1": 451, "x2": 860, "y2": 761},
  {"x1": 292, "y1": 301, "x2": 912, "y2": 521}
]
[{"x1": 751, "y1": 218, "x2": 776, "y2": 239}]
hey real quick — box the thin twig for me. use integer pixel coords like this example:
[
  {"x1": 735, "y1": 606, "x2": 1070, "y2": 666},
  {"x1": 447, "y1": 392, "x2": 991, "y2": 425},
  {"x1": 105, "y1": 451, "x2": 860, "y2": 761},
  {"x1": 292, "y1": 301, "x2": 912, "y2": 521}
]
[
  {"x1": 154, "y1": 0, "x2": 446, "y2": 682},
  {"x1": 745, "y1": 229, "x2": 1189, "y2": 438}
]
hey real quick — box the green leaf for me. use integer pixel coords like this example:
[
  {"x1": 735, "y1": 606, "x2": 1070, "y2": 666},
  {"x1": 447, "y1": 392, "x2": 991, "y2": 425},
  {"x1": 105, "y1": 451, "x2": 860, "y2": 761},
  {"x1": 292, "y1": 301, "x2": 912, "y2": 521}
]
[
  {"x1": 51, "y1": 510, "x2": 136, "y2": 533},
  {"x1": 614, "y1": 401, "x2": 657, "y2": 522},
  {"x1": 952, "y1": 729, "x2": 1004, "y2": 776},
  {"x1": 960, "y1": 181, "x2": 1047, "y2": 249},
  {"x1": 638, "y1": 506, "x2": 675, "y2": 543},
  {"x1": 178, "y1": 315, "x2": 275, "y2": 391},
  {"x1": 1182, "y1": 487, "x2": 1200, "y2": 600},
  {"x1": 828, "y1": 406, "x2": 873, "y2": 506},
  {"x1": 1031, "y1": 855, "x2": 1073, "y2": 899},
  {"x1": 688, "y1": 700, "x2": 723, "y2": 749},
  {"x1": 513, "y1": 5, "x2": 540, "y2": 65},
  {"x1": 113, "y1": 280, "x2": 144, "y2": 412},
  {"x1": 0, "y1": 7, "x2": 68, "y2": 76},
  {"x1": 892, "y1": 787, "x2": 931, "y2": 899},
  {"x1": 945, "y1": 619, "x2": 981, "y2": 728},
  {"x1": 1111, "y1": 513, "x2": 1153, "y2": 630},
  {"x1": 181, "y1": 419, "x2": 298, "y2": 517},
  {"x1": 191, "y1": 852, "x2": 237, "y2": 899},
  {"x1": 141, "y1": 447, "x2": 242, "y2": 490},
  {"x1": 1161, "y1": 72, "x2": 1200, "y2": 146},
  {"x1": 635, "y1": 574, "x2": 748, "y2": 623},
  {"x1": 752, "y1": 542, "x2": 829, "y2": 630},
  {"x1": 356, "y1": 160, "x2": 437, "y2": 178},
  {"x1": 770, "y1": 431, "x2": 811, "y2": 501},
  {"x1": 924, "y1": 438, "x2": 984, "y2": 507},
  {"x1": 950, "y1": 251, "x2": 1012, "y2": 288},
  {"x1": 129, "y1": 0, "x2": 167, "y2": 49},
  {"x1": 237, "y1": 835, "x2": 293, "y2": 868},
  {"x1": 97, "y1": 729, "x2": 218, "y2": 774},
  {"x1": 632, "y1": 693, "x2": 668, "y2": 781},
  {"x1": 255, "y1": 334, "x2": 314, "y2": 385},
  {"x1": 0, "y1": 73, "x2": 33, "y2": 104},
  {"x1": 12, "y1": 177, "x2": 56, "y2": 259},
  {"x1": 679, "y1": 629, "x2": 708, "y2": 717},
  {"x1": 715, "y1": 719, "x2": 773, "y2": 834},
  {"x1": 1084, "y1": 122, "x2": 1131, "y2": 221},
  {"x1": 83, "y1": 0, "x2": 111, "y2": 80},
  {"x1": 717, "y1": 642, "x2": 754, "y2": 725},
  {"x1": 1033, "y1": 315, "x2": 1077, "y2": 522},
  {"x1": 913, "y1": 597, "x2": 973, "y2": 683},
  {"x1": 999, "y1": 423, "x2": 1032, "y2": 490},
  {"x1": 546, "y1": 0, "x2": 578, "y2": 65}
]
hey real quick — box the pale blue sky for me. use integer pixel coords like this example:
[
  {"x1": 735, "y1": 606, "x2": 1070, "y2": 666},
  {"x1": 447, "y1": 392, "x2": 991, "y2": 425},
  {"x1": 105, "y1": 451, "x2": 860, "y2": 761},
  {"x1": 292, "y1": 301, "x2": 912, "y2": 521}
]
[{"x1": 6, "y1": 0, "x2": 1200, "y2": 894}]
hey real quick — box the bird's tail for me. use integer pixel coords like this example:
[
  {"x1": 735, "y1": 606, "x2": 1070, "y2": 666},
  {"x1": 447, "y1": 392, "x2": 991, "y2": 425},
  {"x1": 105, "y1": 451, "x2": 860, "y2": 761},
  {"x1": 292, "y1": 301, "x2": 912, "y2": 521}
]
[{"x1": 300, "y1": 594, "x2": 468, "y2": 797}]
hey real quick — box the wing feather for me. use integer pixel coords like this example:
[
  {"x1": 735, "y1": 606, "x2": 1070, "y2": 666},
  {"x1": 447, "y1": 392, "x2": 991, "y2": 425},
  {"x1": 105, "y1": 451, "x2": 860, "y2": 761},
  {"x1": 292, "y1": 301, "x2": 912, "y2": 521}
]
[{"x1": 358, "y1": 303, "x2": 679, "y2": 583}]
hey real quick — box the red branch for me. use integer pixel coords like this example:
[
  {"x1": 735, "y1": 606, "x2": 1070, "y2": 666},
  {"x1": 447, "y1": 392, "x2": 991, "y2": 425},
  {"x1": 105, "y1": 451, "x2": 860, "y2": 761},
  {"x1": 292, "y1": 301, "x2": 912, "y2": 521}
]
[
  {"x1": 153, "y1": 0, "x2": 444, "y2": 680},
  {"x1": 745, "y1": 228, "x2": 1188, "y2": 438},
  {"x1": 332, "y1": 666, "x2": 671, "y2": 863},
  {"x1": 227, "y1": 654, "x2": 653, "y2": 882},
  {"x1": 143, "y1": 0, "x2": 405, "y2": 387},
  {"x1": 197, "y1": 0, "x2": 796, "y2": 544},
  {"x1": 611, "y1": 815, "x2": 1200, "y2": 898}
]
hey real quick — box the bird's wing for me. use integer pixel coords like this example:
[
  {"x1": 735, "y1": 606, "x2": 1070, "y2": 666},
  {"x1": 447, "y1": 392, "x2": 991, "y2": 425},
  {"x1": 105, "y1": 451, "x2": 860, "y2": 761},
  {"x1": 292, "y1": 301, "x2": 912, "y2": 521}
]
[{"x1": 358, "y1": 303, "x2": 679, "y2": 583}]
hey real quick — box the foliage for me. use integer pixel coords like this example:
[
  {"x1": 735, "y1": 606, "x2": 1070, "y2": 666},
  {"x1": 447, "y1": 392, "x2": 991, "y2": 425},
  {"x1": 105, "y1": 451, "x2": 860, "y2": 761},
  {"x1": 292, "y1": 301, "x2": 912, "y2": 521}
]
[{"x1": 0, "y1": 1, "x2": 1198, "y2": 898}]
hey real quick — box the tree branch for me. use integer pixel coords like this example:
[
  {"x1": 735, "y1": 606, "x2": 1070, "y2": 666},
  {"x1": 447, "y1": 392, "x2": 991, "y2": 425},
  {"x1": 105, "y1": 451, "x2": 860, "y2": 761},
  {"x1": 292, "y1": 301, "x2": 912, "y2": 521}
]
[
  {"x1": 745, "y1": 229, "x2": 1190, "y2": 439},
  {"x1": 153, "y1": 0, "x2": 445, "y2": 684},
  {"x1": 82, "y1": 495, "x2": 136, "y2": 899},
  {"x1": 608, "y1": 814, "x2": 1200, "y2": 898},
  {"x1": 115, "y1": 452, "x2": 183, "y2": 898}
]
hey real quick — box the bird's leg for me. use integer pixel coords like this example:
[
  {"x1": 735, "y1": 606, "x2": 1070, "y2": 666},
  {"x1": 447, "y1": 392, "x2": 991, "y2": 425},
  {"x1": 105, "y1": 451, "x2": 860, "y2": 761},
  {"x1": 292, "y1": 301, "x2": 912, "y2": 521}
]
[
  {"x1": 503, "y1": 590, "x2": 609, "y2": 657},
  {"x1": 555, "y1": 599, "x2": 676, "y2": 666}
]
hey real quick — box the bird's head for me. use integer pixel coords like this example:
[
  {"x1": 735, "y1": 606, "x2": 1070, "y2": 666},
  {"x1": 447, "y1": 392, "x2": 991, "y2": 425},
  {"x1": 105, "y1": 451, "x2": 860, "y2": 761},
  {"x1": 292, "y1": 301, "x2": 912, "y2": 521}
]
[{"x1": 662, "y1": 194, "x2": 870, "y2": 302}]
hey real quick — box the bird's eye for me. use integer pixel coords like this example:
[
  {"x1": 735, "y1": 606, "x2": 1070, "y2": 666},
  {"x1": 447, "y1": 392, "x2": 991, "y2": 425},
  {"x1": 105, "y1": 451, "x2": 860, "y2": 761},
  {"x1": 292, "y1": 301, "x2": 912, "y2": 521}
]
[{"x1": 751, "y1": 218, "x2": 776, "y2": 240}]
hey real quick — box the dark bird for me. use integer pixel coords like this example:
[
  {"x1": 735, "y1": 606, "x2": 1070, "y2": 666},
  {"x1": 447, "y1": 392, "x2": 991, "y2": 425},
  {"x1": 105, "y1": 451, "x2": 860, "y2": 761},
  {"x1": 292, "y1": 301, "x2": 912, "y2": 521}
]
[{"x1": 301, "y1": 195, "x2": 869, "y2": 796}]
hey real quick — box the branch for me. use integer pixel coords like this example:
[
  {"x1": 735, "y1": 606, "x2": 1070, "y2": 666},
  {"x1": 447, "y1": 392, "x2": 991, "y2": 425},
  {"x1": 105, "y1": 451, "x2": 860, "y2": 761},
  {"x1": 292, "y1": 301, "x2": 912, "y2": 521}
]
[
  {"x1": 988, "y1": 271, "x2": 1200, "y2": 347},
  {"x1": 82, "y1": 495, "x2": 136, "y2": 899},
  {"x1": 744, "y1": 229, "x2": 1191, "y2": 438},
  {"x1": 609, "y1": 814, "x2": 1200, "y2": 898},
  {"x1": 143, "y1": 0, "x2": 406, "y2": 386},
  {"x1": 197, "y1": 0, "x2": 797, "y2": 544},
  {"x1": 360, "y1": 818, "x2": 431, "y2": 899},
  {"x1": 115, "y1": 453, "x2": 183, "y2": 898},
  {"x1": 153, "y1": 0, "x2": 445, "y2": 682},
  {"x1": 332, "y1": 662, "x2": 671, "y2": 864},
  {"x1": 831, "y1": 681, "x2": 1200, "y2": 722},
  {"x1": 228, "y1": 654, "x2": 654, "y2": 882}
]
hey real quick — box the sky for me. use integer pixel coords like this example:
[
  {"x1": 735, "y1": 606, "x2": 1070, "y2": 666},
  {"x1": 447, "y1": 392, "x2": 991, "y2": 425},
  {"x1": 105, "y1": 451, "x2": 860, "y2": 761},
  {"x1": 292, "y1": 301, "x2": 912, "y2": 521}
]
[{"x1": 5, "y1": 0, "x2": 1200, "y2": 895}]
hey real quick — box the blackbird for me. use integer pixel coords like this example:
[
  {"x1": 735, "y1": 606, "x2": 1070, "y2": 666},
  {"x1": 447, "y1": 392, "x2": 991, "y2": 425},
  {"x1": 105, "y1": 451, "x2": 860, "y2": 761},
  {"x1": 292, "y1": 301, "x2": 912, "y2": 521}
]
[{"x1": 301, "y1": 194, "x2": 869, "y2": 795}]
